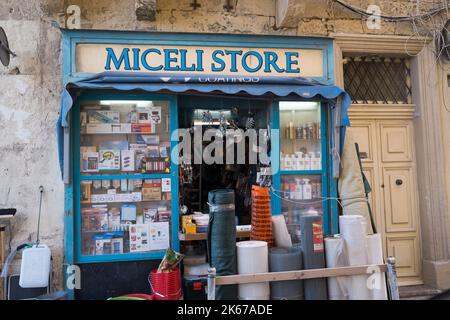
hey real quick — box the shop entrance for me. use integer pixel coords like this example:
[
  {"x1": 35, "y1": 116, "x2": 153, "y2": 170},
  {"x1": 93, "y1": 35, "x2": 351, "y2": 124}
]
[{"x1": 177, "y1": 95, "x2": 272, "y2": 225}]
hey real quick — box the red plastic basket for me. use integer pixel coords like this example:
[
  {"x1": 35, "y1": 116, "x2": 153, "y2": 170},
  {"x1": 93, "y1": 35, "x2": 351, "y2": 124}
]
[{"x1": 149, "y1": 269, "x2": 182, "y2": 300}]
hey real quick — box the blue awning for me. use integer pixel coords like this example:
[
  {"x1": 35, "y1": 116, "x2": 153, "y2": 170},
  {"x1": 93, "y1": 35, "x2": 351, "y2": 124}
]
[{"x1": 57, "y1": 72, "x2": 351, "y2": 179}]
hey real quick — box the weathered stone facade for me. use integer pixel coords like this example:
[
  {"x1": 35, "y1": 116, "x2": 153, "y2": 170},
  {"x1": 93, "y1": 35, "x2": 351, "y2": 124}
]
[{"x1": 0, "y1": 0, "x2": 449, "y2": 294}]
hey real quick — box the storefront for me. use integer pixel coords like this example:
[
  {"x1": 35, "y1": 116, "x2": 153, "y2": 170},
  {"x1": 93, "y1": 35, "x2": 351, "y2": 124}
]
[{"x1": 59, "y1": 30, "x2": 350, "y2": 299}]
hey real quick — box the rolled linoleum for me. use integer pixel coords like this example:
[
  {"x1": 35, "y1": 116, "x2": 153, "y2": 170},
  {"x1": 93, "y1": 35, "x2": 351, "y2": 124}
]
[
  {"x1": 269, "y1": 247, "x2": 303, "y2": 300},
  {"x1": 324, "y1": 235, "x2": 349, "y2": 300},
  {"x1": 236, "y1": 241, "x2": 270, "y2": 300},
  {"x1": 300, "y1": 214, "x2": 328, "y2": 300},
  {"x1": 339, "y1": 215, "x2": 370, "y2": 300},
  {"x1": 366, "y1": 233, "x2": 388, "y2": 300},
  {"x1": 272, "y1": 215, "x2": 292, "y2": 248}
]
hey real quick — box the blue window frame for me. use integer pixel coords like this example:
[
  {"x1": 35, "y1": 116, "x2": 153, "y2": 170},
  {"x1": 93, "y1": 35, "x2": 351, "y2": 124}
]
[
  {"x1": 270, "y1": 100, "x2": 337, "y2": 235},
  {"x1": 72, "y1": 91, "x2": 179, "y2": 263}
]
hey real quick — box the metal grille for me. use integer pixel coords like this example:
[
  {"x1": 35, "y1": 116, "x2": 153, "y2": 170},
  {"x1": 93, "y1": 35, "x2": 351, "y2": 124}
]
[{"x1": 343, "y1": 56, "x2": 412, "y2": 104}]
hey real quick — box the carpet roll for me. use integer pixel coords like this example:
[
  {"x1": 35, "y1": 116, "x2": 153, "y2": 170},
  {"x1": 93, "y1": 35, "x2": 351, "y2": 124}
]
[
  {"x1": 237, "y1": 241, "x2": 270, "y2": 300},
  {"x1": 300, "y1": 214, "x2": 328, "y2": 300},
  {"x1": 269, "y1": 247, "x2": 303, "y2": 300},
  {"x1": 207, "y1": 189, "x2": 237, "y2": 300}
]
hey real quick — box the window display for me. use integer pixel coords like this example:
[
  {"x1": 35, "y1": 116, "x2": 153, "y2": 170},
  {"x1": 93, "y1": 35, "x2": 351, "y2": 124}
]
[
  {"x1": 76, "y1": 99, "x2": 174, "y2": 260},
  {"x1": 79, "y1": 178, "x2": 172, "y2": 256},
  {"x1": 79, "y1": 100, "x2": 171, "y2": 176},
  {"x1": 280, "y1": 101, "x2": 322, "y2": 172}
]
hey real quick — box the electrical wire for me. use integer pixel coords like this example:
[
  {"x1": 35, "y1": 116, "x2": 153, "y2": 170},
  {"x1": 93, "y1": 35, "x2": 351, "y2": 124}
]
[
  {"x1": 269, "y1": 186, "x2": 370, "y2": 209},
  {"x1": 333, "y1": 0, "x2": 447, "y2": 22}
]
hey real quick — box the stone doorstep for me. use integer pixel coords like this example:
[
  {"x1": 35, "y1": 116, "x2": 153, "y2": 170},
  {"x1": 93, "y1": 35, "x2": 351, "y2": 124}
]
[{"x1": 399, "y1": 285, "x2": 442, "y2": 299}]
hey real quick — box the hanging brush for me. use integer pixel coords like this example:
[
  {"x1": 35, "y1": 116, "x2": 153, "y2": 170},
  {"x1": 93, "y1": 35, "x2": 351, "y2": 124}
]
[{"x1": 245, "y1": 101, "x2": 255, "y2": 129}]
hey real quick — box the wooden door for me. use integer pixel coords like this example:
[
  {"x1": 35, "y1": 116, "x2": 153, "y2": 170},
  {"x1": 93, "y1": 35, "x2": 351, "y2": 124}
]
[{"x1": 348, "y1": 119, "x2": 422, "y2": 285}]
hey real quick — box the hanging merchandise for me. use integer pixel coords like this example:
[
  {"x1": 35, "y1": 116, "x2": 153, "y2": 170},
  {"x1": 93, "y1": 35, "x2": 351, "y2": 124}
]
[
  {"x1": 339, "y1": 215, "x2": 370, "y2": 300},
  {"x1": 207, "y1": 189, "x2": 237, "y2": 300},
  {"x1": 324, "y1": 235, "x2": 349, "y2": 300},
  {"x1": 250, "y1": 186, "x2": 273, "y2": 247},
  {"x1": 269, "y1": 247, "x2": 303, "y2": 300},
  {"x1": 366, "y1": 233, "x2": 388, "y2": 300},
  {"x1": 271, "y1": 215, "x2": 292, "y2": 248},
  {"x1": 300, "y1": 214, "x2": 327, "y2": 300},
  {"x1": 245, "y1": 101, "x2": 255, "y2": 130},
  {"x1": 236, "y1": 241, "x2": 270, "y2": 300}
]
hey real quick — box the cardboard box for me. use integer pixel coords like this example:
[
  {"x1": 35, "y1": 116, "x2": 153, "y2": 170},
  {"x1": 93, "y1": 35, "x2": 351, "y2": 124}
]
[
  {"x1": 86, "y1": 123, "x2": 112, "y2": 134},
  {"x1": 142, "y1": 186, "x2": 161, "y2": 201},
  {"x1": 88, "y1": 110, "x2": 120, "y2": 124},
  {"x1": 98, "y1": 149, "x2": 121, "y2": 171},
  {"x1": 131, "y1": 123, "x2": 153, "y2": 133},
  {"x1": 121, "y1": 150, "x2": 135, "y2": 172}
]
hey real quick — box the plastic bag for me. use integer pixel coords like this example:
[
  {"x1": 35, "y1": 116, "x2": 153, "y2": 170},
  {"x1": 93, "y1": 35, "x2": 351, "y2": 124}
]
[{"x1": 157, "y1": 248, "x2": 184, "y2": 272}]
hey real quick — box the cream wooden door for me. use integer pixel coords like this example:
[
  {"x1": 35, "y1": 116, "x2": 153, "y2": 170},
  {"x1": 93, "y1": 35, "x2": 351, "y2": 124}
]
[{"x1": 348, "y1": 119, "x2": 422, "y2": 285}]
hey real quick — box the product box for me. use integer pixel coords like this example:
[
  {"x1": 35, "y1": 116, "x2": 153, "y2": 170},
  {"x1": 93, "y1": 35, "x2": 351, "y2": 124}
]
[
  {"x1": 142, "y1": 186, "x2": 161, "y2": 201},
  {"x1": 120, "y1": 123, "x2": 132, "y2": 134},
  {"x1": 158, "y1": 210, "x2": 171, "y2": 222},
  {"x1": 86, "y1": 123, "x2": 112, "y2": 134},
  {"x1": 131, "y1": 123, "x2": 153, "y2": 133},
  {"x1": 94, "y1": 235, "x2": 112, "y2": 255},
  {"x1": 88, "y1": 110, "x2": 120, "y2": 124},
  {"x1": 143, "y1": 208, "x2": 158, "y2": 223},
  {"x1": 138, "y1": 111, "x2": 151, "y2": 124},
  {"x1": 82, "y1": 207, "x2": 109, "y2": 231},
  {"x1": 108, "y1": 208, "x2": 121, "y2": 229},
  {"x1": 137, "y1": 135, "x2": 160, "y2": 145},
  {"x1": 81, "y1": 151, "x2": 99, "y2": 172},
  {"x1": 121, "y1": 204, "x2": 137, "y2": 221},
  {"x1": 147, "y1": 146, "x2": 159, "y2": 158},
  {"x1": 110, "y1": 238, "x2": 124, "y2": 254},
  {"x1": 121, "y1": 150, "x2": 135, "y2": 172},
  {"x1": 98, "y1": 149, "x2": 121, "y2": 171},
  {"x1": 182, "y1": 215, "x2": 193, "y2": 230},
  {"x1": 159, "y1": 142, "x2": 170, "y2": 158}
]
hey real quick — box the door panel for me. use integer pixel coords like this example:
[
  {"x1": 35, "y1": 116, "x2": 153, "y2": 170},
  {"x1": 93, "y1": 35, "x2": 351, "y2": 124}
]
[
  {"x1": 380, "y1": 122, "x2": 412, "y2": 162},
  {"x1": 386, "y1": 235, "x2": 421, "y2": 278},
  {"x1": 382, "y1": 166, "x2": 417, "y2": 232},
  {"x1": 348, "y1": 122, "x2": 376, "y2": 163},
  {"x1": 348, "y1": 115, "x2": 422, "y2": 284}
]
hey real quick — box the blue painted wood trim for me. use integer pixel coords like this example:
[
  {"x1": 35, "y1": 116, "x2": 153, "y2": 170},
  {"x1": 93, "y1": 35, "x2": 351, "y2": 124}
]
[
  {"x1": 61, "y1": 29, "x2": 334, "y2": 85},
  {"x1": 321, "y1": 103, "x2": 330, "y2": 235},
  {"x1": 328, "y1": 104, "x2": 339, "y2": 234},
  {"x1": 72, "y1": 91, "x2": 179, "y2": 264},
  {"x1": 170, "y1": 95, "x2": 180, "y2": 253},
  {"x1": 271, "y1": 101, "x2": 281, "y2": 215},
  {"x1": 280, "y1": 170, "x2": 323, "y2": 175},
  {"x1": 80, "y1": 174, "x2": 171, "y2": 181}
]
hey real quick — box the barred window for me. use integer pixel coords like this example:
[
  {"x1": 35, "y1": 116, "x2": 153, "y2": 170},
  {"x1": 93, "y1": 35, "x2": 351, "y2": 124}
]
[{"x1": 343, "y1": 56, "x2": 412, "y2": 104}]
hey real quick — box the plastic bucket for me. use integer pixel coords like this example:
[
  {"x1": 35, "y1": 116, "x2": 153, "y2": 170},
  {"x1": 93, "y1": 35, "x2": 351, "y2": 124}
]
[{"x1": 149, "y1": 269, "x2": 182, "y2": 300}]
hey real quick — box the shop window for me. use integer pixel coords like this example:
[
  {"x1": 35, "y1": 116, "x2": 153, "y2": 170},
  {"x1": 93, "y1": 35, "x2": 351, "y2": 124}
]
[
  {"x1": 343, "y1": 56, "x2": 412, "y2": 104},
  {"x1": 77, "y1": 99, "x2": 173, "y2": 259}
]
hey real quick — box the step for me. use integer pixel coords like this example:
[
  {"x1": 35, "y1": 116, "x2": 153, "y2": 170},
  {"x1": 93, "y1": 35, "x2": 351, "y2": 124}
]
[{"x1": 399, "y1": 285, "x2": 441, "y2": 300}]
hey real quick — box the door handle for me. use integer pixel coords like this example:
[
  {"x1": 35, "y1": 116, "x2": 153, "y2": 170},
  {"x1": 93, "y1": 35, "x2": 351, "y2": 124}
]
[{"x1": 395, "y1": 179, "x2": 403, "y2": 186}]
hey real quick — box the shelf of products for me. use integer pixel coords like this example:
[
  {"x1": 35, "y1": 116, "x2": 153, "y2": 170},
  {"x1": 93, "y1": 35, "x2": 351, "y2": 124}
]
[
  {"x1": 77, "y1": 99, "x2": 174, "y2": 259},
  {"x1": 178, "y1": 230, "x2": 251, "y2": 241},
  {"x1": 280, "y1": 101, "x2": 322, "y2": 171},
  {"x1": 79, "y1": 100, "x2": 171, "y2": 176}
]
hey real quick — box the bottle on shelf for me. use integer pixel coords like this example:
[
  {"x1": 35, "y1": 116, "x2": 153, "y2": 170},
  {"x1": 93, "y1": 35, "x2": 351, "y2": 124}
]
[{"x1": 303, "y1": 179, "x2": 312, "y2": 200}]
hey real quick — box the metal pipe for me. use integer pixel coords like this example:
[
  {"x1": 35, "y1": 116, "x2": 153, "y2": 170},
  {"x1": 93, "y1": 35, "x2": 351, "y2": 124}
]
[
  {"x1": 386, "y1": 256, "x2": 399, "y2": 300},
  {"x1": 207, "y1": 267, "x2": 216, "y2": 300}
]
